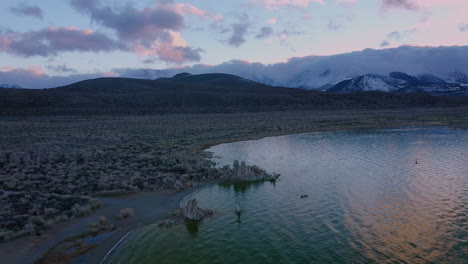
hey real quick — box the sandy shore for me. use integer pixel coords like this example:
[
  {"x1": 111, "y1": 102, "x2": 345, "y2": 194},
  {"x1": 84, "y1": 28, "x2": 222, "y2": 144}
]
[{"x1": 0, "y1": 185, "x2": 206, "y2": 264}]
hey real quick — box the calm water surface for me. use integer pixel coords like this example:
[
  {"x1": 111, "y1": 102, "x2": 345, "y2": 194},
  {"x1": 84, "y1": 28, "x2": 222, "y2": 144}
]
[{"x1": 106, "y1": 127, "x2": 467, "y2": 263}]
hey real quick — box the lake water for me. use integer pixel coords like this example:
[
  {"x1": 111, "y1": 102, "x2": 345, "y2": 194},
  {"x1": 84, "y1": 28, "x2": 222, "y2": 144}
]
[{"x1": 105, "y1": 127, "x2": 467, "y2": 263}]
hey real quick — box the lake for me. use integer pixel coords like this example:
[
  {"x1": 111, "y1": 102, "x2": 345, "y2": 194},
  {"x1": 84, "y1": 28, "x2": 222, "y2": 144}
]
[{"x1": 105, "y1": 127, "x2": 467, "y2": 263}]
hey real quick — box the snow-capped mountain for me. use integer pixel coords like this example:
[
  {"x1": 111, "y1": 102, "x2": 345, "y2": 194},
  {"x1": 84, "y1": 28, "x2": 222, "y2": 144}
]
[
  {"x1": 0, "y1": 83, "x2": 22, "y2": 89},
  {"x1": 327, "y1": 72, "x2": 468, "y2": 96},
  {"x1": 117, "y1": 46, "x2": 468, "y2": 90}
]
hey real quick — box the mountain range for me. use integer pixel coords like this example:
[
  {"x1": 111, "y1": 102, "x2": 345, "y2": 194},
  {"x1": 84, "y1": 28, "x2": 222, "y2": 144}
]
[
  {"x1": 1, "y1": 46, "x2": 467, "y2": 96},
  {"x1": 118, "y1": 46, "x2": 468, "y2": 92},
  {"x1": 327, "y1": 72, "x2": 468, "y2": 96},
  {"x1": 2, "y1": 73, "x2": 466, "y2": 115}
]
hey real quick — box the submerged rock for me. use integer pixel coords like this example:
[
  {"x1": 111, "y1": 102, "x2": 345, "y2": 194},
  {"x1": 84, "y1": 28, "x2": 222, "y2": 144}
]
[{"x1": 182, "y1": 198, "x2": 214, "y2": 220}]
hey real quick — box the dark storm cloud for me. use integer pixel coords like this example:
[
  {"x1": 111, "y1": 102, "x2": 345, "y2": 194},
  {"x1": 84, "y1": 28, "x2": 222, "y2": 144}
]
[{"x1": 10, "y1": 3, "x2": 43, "y2": 19}]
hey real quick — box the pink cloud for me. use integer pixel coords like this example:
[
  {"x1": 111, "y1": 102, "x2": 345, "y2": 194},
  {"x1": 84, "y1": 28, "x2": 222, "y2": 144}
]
[
  {"x1": 70, "y1": 0, "x2": 206, "y2": 63},
  {"x1": 0, "y1": 66, "x2": 45, "y2": 77},
  {"x1": 267, "y1": 18, "x2": 279, "y2": 24},
  {"x1": 103, "y1": 72, "x2": 118, "y2": 77},
  {"x1": 0, "y1": 66, "x2": 15, "y2": 71},
  {"x1": 169, "y1": 3, "x2": 224, "y2": 21},
  {"x1": 133, "y1": 31, "x2": 203, "y2": 63}
]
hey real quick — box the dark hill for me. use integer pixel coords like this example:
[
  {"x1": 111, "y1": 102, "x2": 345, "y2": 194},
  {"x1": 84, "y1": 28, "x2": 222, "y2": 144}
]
[{"x1": 0, "y1": 73, "x2": 467, "y2": 115}]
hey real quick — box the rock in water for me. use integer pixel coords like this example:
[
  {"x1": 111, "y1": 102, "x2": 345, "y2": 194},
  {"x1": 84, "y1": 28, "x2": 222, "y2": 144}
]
[
  {"x1": 219, "y1": 160, "x2": 280, "y2": 182},
  {"x1": 183, "y1": 198, "x2": 213, "y2": 220}
]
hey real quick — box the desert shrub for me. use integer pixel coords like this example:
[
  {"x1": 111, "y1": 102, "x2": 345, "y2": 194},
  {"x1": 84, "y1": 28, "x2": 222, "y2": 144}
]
[
  {"x1": 98, "y1": 216, "x2": 110, "y2": 225},
  {"x1": 118, "y1": 208, "x2": 135, "y2": 219}
]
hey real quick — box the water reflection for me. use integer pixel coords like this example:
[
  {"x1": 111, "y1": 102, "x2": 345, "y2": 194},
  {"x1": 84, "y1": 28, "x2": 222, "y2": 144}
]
[
  {"x1": 342, "y1": 130, "x2": 468, "y2": 263},
  {"x1": 235, "y1": 210, "x2": 242, "y2": 223},
  {"x1": 185, "y1": 219, "x2": 200, "y2": 237},
  {"x1": 218, "y1": 181, "x2": 269, "y2": 193},
  {"x1": 106, "y1": 127, "x2": 468, "y2": 264}
]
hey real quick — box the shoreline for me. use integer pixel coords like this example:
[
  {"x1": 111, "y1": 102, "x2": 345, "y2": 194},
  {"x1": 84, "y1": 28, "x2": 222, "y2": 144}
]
[
  {"x1": 95, "y1": 124, "x2": 467, "y2": 264},
  {"x1": 0, "y1": 184, "x2": 209, "y2": 264},
  {"x1": 1, "y1": 123, "x2": 465, "y2": 264},
  {"x1": 83, "y1": 125, "x2": 468, "y2": 264},
  {"x1": 98, "y1": 182, "x2": 218, "y2": 264},
  {"x1": 0, "y1": 108, "x2": 467, "y2": 264}
]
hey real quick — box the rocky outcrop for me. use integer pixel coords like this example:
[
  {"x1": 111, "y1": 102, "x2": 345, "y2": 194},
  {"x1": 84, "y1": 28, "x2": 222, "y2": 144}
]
[
  {"x1": 156, "y1": 198, "x2": 214, "y2": 228},
  {"x1": 149, "y1": 160, "x2": 280, "y2": 191},
  {"x1": 219, "y1": 160, "x2": 280, "y2": 182},
  {"x1": 182, "y1": 198, "x2": 214, "y2": 220}
]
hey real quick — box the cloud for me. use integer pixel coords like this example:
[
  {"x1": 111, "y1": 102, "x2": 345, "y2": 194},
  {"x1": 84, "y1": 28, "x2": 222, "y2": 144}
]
[
  {"x1": 0, "y1": 66, "x2": 114, "y2": 88},
  {"x1": 4, "y1": 46, "x2": 468, "y2": 88},
  {"x1": 131, "y1": 31, "x2": 203, "y2": 63},
  {"x1": 327, "y1": 21, "x2": 343, "y2": 31},
  {"x1": 380, "y1": 0, "x2": 467, "y2": 11},
  {"x1": 336, "y1": 0, "x2": 356, "y2": 5},
  {"x1": 47, "y1": 65, "x2": 78, "y2": 73},
  {"x1": 380, "y1": 29, "x2": 416, "y2": 46},
  {"x1": 70, "y1": 0, "x2": 206, "y2": 63},
  {"x1": 156, "y1": 45, "x2": 203, "y2": 63},
  {"x1": 228, "y1": 23, "x2": 249, "y2": 47},
  {"x1": 256, "y1": 26, "x2": 273, "y2": 38},
  {"x1": 459, "y1": 24, "x2": 468, "y2": 32},
  {"x1": 0, "y1": 27, "x2": 122, "y2": 57},
  {"x1": 327, "y1": 14, "x2": 352, "y2": 31},
  {"x1": 70, "y1": 0, "x2": 184, "y2": 41},
  {"x1": 381, "y1": 0, "x2": 419, "y2": 11},
  {"x1": 260, "y1": 0, "x2": 325, "y2": 9},
  {"x1": 10, "y1": 3, "x2": 43, "y2": 19},
  {"x1": 169, "y1": 3, "x2": 224, "y2": 21},
  {"x1": 267, "y1": 18, "x2": 278, "y2": 25}
]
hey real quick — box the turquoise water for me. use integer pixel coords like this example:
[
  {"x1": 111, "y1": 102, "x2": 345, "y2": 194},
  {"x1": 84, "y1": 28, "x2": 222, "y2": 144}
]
[{"x1": 106, "y1": 127, "x2": 468, "y2": 263}]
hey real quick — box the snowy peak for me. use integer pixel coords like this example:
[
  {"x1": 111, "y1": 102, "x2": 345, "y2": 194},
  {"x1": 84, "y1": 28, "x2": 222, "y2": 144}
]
[
  {"x1": 327, "y1": 72, "x2": 468, "y2": 96},
  {"x1": 328, "y1": 74, "x2": 397, "y2": 93},
  {"x1": 443, "y1": 72, "x2": 468, "y2": 84}
]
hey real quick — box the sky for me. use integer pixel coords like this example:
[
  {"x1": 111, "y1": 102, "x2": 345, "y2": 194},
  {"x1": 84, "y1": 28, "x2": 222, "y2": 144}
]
[{"x1": 0, "y1": 0, "x2": 467, "y2": 86}]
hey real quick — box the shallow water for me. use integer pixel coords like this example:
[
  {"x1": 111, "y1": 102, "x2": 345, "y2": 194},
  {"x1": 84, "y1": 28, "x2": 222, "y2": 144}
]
[{"x1": 106, "y1": 127, "x2": 468, "y2": 263}]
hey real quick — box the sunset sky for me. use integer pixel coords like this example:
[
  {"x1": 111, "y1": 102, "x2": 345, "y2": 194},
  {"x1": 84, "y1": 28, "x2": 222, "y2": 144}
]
[{"x1": 0, "y1": 0, "x2": 467, "y2": 83}]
